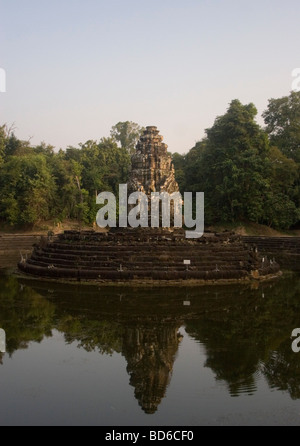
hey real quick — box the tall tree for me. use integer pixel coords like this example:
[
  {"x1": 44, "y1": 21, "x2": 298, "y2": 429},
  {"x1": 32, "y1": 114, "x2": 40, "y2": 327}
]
[
  {"x1": 263, "y1": 91, "x2": 300, "y2": 163},
  {"x1": 262, "y1": 146, "x2": 299, "y2": 229},
  {"x1": 172, "y1": 152, "x2": 186, "y2": 193},
  {"x1": 0, "y1": 125, "x2": 7, "y2": 166},
  {"x1": 181, "y1": 140, "x2": 207, "y2": 194},
  {"x1": 0, "y1": 154, "x2": 56, "y2": 225},
  {"x1": 110, "y1": 121, "x2": 144, "y2": 154},
  {"x1": 198, "y1": 100, "x2": 270, "y2": 224},
  {"x1": 80, "y1": 137, "x2": 131, "y2": 222}
]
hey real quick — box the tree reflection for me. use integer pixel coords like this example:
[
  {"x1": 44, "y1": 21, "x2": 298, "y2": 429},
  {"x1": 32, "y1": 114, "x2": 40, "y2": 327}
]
[
  {"x1": 0, "y1": 275, "x2": 55, "y2": 356},
  {"x1": 185, "y1": 274, "x2": 300, "y2": 397},
  {"x1": 1, "y1": 273, "x2": 300, "y2": 412},
  {"x1": 262, "y1": 341, "x2": 300, "y2": 400},
  {"x1": 56, "y1": 316, "x2": 123, "y2": 355}
]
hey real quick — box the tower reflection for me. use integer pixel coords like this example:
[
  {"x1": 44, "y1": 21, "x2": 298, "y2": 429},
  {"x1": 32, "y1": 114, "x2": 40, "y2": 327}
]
[
  {"x1": 1, "y1": 274, "x2": 300, "y2": 412},
  {"x1": 122, "y1": 323, "x2": 183, "y2": 413}
]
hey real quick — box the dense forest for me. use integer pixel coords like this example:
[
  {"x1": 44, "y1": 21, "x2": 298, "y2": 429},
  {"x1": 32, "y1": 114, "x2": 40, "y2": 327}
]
[
  {"x1": 174, "y1": 93, "x2": 300, "y2": 229},
  {"x1": 0, "y1": 92, "x2": 299, "y2": 230}
]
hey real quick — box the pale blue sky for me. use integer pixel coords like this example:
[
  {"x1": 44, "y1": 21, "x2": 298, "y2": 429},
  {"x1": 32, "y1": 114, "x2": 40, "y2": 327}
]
[{"x1": 1, "y1": 0, "x2": 299, "y2": 153}]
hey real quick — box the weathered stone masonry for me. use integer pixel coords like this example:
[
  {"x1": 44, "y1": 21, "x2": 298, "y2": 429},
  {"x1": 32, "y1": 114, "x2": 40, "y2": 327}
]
[{"x1": 128, "y1": 126, "x2": 179, "y2": 196}]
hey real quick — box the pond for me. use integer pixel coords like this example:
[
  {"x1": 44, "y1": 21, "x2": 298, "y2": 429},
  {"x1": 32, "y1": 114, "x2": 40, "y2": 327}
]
[{"x1": 0, "y1": 272, "x2": 300, "y2": 426}]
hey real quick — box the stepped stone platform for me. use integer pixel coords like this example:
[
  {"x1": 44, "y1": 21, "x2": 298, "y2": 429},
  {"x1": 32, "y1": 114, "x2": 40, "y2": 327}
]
[
  {"x1": 0, "y1": 234, "x2": 41, "y2": 270},
  {"x1": 17, "y1": 229, "x2": 281, "y2": 284},
  {"x1": 243, "y1": 236, "x2": 300, "y2": 272}
]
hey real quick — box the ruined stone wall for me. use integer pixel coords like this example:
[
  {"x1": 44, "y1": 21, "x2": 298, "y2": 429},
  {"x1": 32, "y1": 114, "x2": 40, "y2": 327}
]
[
  {"x1": 243, "y1": 236, "x2": 300, "y2": 271},
  {"x1": 0, "y1": 234, "x2": 41, "y2": 270}
]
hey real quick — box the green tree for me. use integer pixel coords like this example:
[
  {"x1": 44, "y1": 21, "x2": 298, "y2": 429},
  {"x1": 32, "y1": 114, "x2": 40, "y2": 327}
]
[
  {"x1": 0, "y1": 154, "x2": 56, "y2": 225},
  {"x1": 182, "y1": 140, "x2": 208, "y2": 194},
  {"x1": 110, "y1": 121, "x2": 144, "y2": 154},
  {"x1": 199, "y1": 100, "x2": 270, "y2": 224},
  {"x1": 0, "y1": 126, "x2": 132, "y2": 227},
  {"x1": 50, "y1": 152, "x2": 83, "y2": 222},
  {"x1": 33, "y1": 142, "x2": 55, "y2": 157},
  {"x1": 79, "y1": 137, "x2": 131, "y2": 222},
  {"x1": 262, "y1": 146, "x2": 300, "y2": 229},
  {"x1": 4, "y1": 133, "x2": 33, "y2": 157},
  {"x1": 0, "y1": 125, "x2": 7, "y2": 166},
  {"x1": 263, "y1": 91, "x2": 300, "y2": 163},
  {"x1": 262, "y1": 91, "x2": 300, "y2": 226},
  {"x1": 172, "y1": 152, "x2": 186, "y2": 193}
]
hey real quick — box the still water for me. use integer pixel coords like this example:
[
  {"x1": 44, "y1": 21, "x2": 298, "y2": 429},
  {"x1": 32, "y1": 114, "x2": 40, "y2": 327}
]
[{"x1": 0, "y1": 272, "x2": 300, "y2": 426}]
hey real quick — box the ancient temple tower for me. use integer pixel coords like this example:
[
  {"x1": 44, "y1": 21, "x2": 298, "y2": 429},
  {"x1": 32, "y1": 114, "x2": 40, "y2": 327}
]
[{"x1": 128, "y1": 126, "x2": 179, "y2": 196}]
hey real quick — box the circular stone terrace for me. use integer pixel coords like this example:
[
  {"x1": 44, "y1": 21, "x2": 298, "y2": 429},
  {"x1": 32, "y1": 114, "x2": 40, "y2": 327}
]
[{"x1": 17, "y1": 228, "x2": 281, "y2": 286}]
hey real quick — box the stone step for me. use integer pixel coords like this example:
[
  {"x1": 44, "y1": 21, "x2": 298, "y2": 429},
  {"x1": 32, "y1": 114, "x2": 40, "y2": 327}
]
[
  {"x1": 35, "y1": 250, "x2": 252, "y2": 262},
  {"x1": 46, "y1": 244, "x2": 251, "y2": 255},
  {"x1": 26, "y1": 258, "x2": 252, "y2": 272},
  {"x1": 19, "y1": 262, "x2": 251, "y2": 280},
  {"x1": 16, "y1": 231, "x2": 282, "y2": 281},
  {"x1": 28, "y1": 256, "x2": 255, "y2": 271}
]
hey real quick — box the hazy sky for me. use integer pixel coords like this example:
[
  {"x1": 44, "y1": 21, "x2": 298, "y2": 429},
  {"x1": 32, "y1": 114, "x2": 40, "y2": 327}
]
[{"x1": 1, "y1": 0, "x2": 299, "y2": 154}]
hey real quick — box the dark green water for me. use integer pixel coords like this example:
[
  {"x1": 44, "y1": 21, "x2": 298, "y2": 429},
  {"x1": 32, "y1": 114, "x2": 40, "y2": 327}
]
[{"x1": 0, "y1": 272, "x2": 300, "y2": 426}]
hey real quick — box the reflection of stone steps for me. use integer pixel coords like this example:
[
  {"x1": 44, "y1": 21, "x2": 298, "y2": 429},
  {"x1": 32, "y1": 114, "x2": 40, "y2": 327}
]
[
  {"x1": 18, "y1": 230, "x2": 280, "y2": 282},
  {"x1": 0, "y1": 234, "x2": 41, "y2": 269},
  {"x1": 243, "y1": 236, "x2": 300, "y2": 271}
]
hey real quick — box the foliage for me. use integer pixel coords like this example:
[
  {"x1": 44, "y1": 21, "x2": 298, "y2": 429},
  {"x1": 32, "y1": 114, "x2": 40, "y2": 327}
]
[
  {"x1": 173, "y1": 99, "x2": 300, "y2": 229},
  {"x1": 263, "y1": 91, "x2": 300, "y2": 163},
  {"x1": 0, "y1": 276, "x2": 55, "y2": 356},
  {"x1": 262, "y1": 146, "x2": 300, "y2": 229},
  {"x1": 0, "y1": 97, "x2": 299, "y2": 230},
  {"x1": 0, "y1": 154, "x2": 57, "y2": 225},
  {"x1": 110, "y1": 121, "x2": 144, "y2": 154},
  {"x1": 0, "y1": 127, "x2": 130, "y2": 226}
]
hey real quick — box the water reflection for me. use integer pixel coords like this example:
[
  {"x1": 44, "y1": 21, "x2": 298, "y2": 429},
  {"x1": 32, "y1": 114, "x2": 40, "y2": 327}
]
[
  {"x1": 0, "y1": 276, "x2": 55, "y2": 357},
  {"x1": 123, "y1": 323, "x2": 183, "y2": 414},
  {"x1": 263, "y1": 343, "x2": 300, "y2": 400},
  {"x1": 0, "y1": 273, "x2": 300, "y2": 414},
  {"x1": 185, "y1": 276, "x2": 300, "y2": 398}
]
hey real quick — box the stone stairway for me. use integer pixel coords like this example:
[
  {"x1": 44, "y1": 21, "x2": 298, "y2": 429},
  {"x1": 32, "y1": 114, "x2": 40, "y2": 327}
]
[{"x1": 18, "y1": 229, "x2": 280, "y2": 283}]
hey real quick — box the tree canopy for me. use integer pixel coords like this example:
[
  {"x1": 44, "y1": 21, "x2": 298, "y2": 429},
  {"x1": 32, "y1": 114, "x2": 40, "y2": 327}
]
[
  {"x1": 0, "y1": 126, "x2": 131, "y2": 227},
  {"x1": 0, "y1": 99, "x2": 299, "y2": 231},
  {"x1": 110, "y1": 121, "x2": 144, "y2": 155},
  {"x1": 263, "y1": 91, "x2": 300, "y2": 163},
  {"x1": 173, "y1": 98, "x2": 300, "y2": 229}
]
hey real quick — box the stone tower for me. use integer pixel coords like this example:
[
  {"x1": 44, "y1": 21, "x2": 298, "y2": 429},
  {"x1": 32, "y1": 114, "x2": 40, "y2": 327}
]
[{"x1": 128, "y1": 126, "x2": 179, "y2": 196}]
